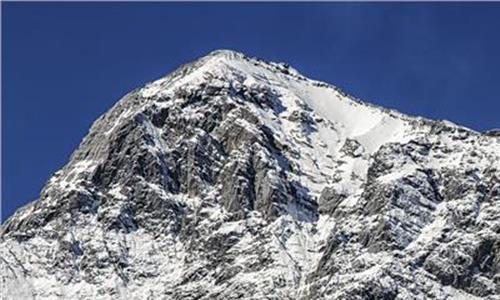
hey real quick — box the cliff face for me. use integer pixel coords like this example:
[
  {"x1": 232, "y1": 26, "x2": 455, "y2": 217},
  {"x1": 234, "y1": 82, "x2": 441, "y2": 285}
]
[{"x1": 1, "y1": 50, "x2": 499, "y2": 300}]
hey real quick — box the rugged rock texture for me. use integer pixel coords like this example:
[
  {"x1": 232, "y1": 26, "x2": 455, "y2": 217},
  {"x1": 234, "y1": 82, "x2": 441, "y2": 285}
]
[{"x1": 1, "y1": 50, "x2": 499, "y2": 299}]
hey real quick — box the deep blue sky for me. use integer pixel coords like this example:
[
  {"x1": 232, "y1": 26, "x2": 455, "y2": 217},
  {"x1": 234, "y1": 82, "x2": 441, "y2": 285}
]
[{"x1": 2, "y1": 3, "x2": 500, "y2": 221}]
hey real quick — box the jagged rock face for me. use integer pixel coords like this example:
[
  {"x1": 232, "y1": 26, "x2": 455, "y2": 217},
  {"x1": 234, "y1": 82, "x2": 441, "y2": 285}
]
[{"x1": 1, "y1": 50, "x2": 499, "y2": 300}]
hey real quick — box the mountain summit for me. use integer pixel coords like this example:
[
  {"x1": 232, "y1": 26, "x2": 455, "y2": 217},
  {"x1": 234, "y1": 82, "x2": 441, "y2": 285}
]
[{"x1": 1, "y1": 50, "x2": 499, "y2": 299}]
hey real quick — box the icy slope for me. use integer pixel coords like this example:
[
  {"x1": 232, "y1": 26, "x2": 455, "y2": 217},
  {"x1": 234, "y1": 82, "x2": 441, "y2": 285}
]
[{"x1": 1, "y1": 50, "x2": 499, "y2": 300}]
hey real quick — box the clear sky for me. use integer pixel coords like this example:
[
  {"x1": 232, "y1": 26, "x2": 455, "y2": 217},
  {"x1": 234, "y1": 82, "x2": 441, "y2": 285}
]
[{"x1": 2, "y1": 3, "x2": 500, "y2": 221}]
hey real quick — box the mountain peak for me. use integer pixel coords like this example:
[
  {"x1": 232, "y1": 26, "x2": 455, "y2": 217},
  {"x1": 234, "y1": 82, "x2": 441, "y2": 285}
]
[
  {"x1": 1, "y1": 51, "x2": 499, "y2": 300},
  {"x1": 206, "y1": 48, "x2": 247, "y2": 59}
]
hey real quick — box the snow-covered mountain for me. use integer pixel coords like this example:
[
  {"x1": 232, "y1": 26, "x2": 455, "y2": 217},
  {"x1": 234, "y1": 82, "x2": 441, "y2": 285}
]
[{"x1": 1, "y1": 50, "x2": 499, "y2": 299}]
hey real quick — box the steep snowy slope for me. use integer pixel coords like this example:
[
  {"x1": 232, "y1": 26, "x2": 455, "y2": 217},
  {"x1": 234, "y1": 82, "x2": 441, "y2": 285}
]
[{"x1": 1, "y1": 50, "x2": 499, "y2": 299}]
